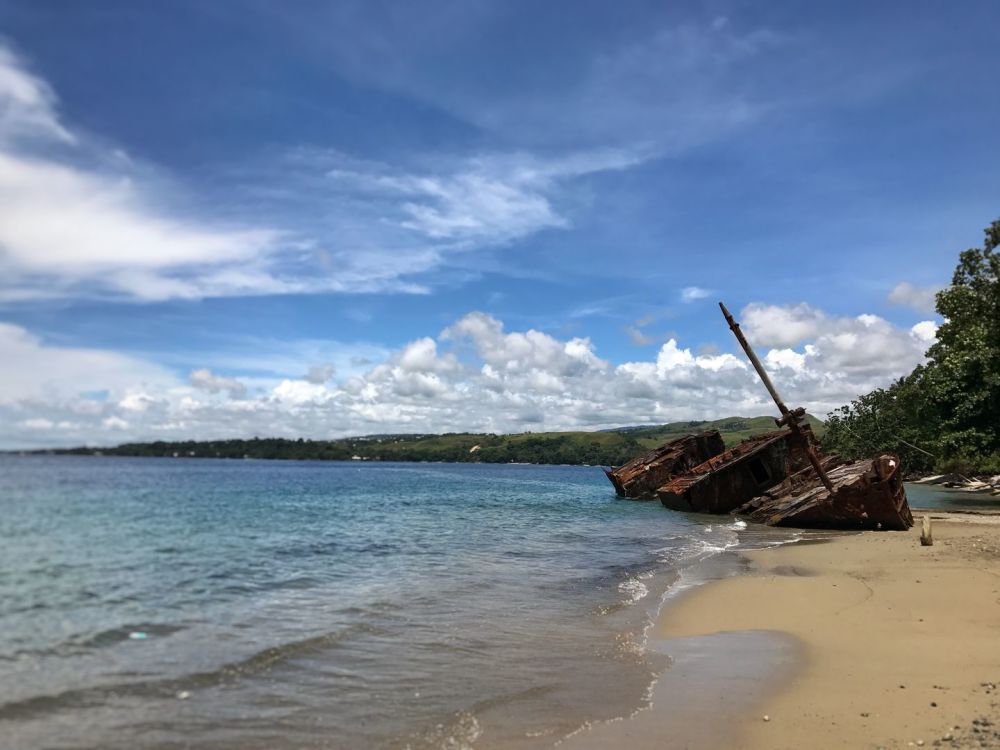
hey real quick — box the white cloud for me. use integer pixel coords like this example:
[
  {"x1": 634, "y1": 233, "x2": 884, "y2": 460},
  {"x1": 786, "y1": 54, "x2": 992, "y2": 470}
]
[
  {"x1": 272, "y1": 379, "x2": 334, "y2": 406},
  {"x1": 911, "y1": 320, "x2": 938, "y2": 346},
  {"x1": 680, "y1": 286, "x2": 711, "y2": 303},
  {"x1": 0, "y1": 44, "x2": 632, "y2": 304},
  {"x1": 0, "y1": 45, "x2": 75, "y2": 144},
  {"x1": 0, "y1": 322, "x2": 174, "y2": 404},
  {"x1": 304, "y1": 364, "x2": 336, "y2": 384},
  {"x1": 0, "y1": 44, "x2": 297, "y2": 302},
  {"x1": 741, "y1": 302, "x2": 827, "y2": 347},
  {"x1": 0, "y1": 304, "x2": 938, "y2": 449},
  {"x1": 326, "y1": 149, "x2": 638, "y2": 248},
  {"x1": 0, "y1": 152, "x2": 281, "y2": 300},
  {"x1": 189, "y1": 369, "x2": 247, "y2": 399},
  {"x1": 625, "y1": 325, "x2": 656, "y2": 346},
  {"x1": 888, "y1": 282, "x2": 941, "y2": 314}
]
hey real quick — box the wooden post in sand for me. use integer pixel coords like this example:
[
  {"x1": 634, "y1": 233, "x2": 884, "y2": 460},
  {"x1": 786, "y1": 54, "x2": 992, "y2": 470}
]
[{"x1": 920, "y1": 515, "x2": 933, "y2": 546}]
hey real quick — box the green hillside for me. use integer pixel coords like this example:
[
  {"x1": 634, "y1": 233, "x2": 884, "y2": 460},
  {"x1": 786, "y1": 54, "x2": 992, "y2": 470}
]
[
  {"x1": 623, "y1": 414, "x2": 825, "y2": 450},
  {"x1": 47, "y1": 414, "x2": 824, "y2": 467}
]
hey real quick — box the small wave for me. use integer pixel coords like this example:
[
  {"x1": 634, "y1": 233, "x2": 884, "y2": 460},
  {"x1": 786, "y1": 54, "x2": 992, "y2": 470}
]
[
  {"x1": 617, "y1": 578, "x2": 649, "y2": 604},
  {"x1": 0, "y1": 622, "x2": 382, "y2": 722},
  {"x1": 696, "y1": 538, "x2": 740, "y2": 554},
  {"x1": 77, "y1": 622, "x2": 185, "y2": 650},
  {"x1": 2, "y1": 622, "x2": 186, "y2": 662},
  {"x1": 404, "y1": 711, "x2": 482, "y2": 750}
]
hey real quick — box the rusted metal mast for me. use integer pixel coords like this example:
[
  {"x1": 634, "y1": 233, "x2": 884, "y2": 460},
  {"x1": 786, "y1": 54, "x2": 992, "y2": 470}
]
[{"x1": 719, "y1": 301, "x2": 835, "y2": 493}]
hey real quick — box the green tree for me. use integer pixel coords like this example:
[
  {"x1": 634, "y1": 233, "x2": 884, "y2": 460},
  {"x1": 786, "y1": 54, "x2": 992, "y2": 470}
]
[
  {"x1": 923, "y1": 219, "x2": 1000, "y2": 460},
  {"x1": 824, "y1": 218, "x2": 1000, "y2": 474}
]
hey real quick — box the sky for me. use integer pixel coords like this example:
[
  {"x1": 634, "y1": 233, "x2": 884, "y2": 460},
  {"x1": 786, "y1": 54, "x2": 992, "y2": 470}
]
[{"x1": 0, "y1": 0, "x2": 997, "y2": 449}]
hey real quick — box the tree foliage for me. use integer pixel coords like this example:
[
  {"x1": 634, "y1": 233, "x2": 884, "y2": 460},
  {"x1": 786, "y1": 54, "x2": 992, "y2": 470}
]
[{"x1": 823, "y1": 218, "x2": 1000, "y2": 475}]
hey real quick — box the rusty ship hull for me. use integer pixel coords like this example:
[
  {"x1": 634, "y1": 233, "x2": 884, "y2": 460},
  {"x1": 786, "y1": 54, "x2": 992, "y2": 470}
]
[
  {"x1": 605, "y1": 430, "x2": 725, "y2": 500},
  {"x1": 606, "y1": 431, "x2": 913, "y2": 531},
  {"x1": 655, "y1": 428, "x2": 814, "y2": 514},
  {"x1": 734, "y1": 452, "x2": 912, "y2": 531}
]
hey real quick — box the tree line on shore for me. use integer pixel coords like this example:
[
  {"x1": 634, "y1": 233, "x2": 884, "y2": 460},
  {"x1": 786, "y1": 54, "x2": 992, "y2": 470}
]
[
  {"x1": 45, "y1": 417, "x2": 808, "y2": 467},
  {"x1": 823, "y1": 218, "x2": 1000, "y2": 476}
]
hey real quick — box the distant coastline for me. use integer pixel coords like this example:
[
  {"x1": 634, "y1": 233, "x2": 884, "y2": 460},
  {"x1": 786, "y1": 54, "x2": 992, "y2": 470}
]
[{"x1": 9, "y1": 415, "x2": 825, "y2": 467}]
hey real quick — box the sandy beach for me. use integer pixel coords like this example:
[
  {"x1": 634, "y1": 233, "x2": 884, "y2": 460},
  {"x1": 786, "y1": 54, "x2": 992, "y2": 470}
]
[{"x1": 566, "y1": 512, "x2": 1000, "y2": 749}]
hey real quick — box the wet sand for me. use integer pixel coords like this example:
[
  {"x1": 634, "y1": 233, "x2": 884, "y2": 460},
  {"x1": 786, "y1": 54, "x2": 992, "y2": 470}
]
[{"x1": 565, "y1": 513, "x2": 1000, "y2": 749}]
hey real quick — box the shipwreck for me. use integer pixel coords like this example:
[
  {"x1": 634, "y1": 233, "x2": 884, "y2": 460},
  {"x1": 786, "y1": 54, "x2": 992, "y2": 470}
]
[{"x1": 605, "y1": 303, "x2": 913, "y2": 531}]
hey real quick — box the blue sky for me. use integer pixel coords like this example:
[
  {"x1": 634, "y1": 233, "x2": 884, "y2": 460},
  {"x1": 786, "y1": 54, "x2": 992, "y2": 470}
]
[{"x1": 0, "y1": 1, "x2": 997, "y2": 447}]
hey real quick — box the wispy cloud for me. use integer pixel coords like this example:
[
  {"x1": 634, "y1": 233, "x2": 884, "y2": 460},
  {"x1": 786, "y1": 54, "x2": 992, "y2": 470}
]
[
  {"x1": 0, "y1": 44, "x2": 297, "y2": 302},
  {"x1": 0, "y1": 44, "x2": 636, "y2": 304},
  {"x1": 275, "y1": 5, "x2": 788, "y2": 152},
  {"x1": 625, "y1": 325, "x2": 656, "y2": 346},
  {"x1": 0, "y1": 45, "x2": 75, "y2": 144},
  {"x1": 325, "y1": 149, "x2": 640, "y2": 247}
]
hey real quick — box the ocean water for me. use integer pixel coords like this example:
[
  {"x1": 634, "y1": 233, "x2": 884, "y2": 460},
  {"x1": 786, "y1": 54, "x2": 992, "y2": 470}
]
[{"x1": 0, "y1": 456, "x2": 799, "y2": 750}]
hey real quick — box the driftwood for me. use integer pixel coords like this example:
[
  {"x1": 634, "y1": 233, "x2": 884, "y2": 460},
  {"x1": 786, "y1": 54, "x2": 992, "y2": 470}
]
[{"x1": 921, "y1": 515, "x2": 934, "y2": 546}]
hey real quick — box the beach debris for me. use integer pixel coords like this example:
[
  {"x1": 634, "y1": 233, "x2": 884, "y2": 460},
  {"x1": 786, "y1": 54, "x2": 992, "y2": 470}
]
[
  {"x1": 176, "y1": 691, "x2": 190, "y2": 700},
  {"x1": 762, "y1": 714, "x2": 770, "y2": 722},
  {"x1": 921, "y1": 515, "x2": 934, "y2": 546},
  {"x1": 128, "y1": 631, "x2": 148, "y2": 640},
  {"x1": 605, "y1": 302, "x2": 914, "y2": 531}
]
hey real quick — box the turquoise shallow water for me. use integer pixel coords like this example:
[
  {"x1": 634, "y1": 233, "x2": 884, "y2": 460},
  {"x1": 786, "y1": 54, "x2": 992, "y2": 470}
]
[
  {"x1": 0, "y1": 455, "x2": 797, "y2": 749},
  {"x1": 904, "y1": 481, "x2": 1000, "y2": 511}
]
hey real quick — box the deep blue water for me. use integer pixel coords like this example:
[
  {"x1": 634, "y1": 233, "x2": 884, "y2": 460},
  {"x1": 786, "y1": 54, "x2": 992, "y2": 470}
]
[{"x1": 0, "y1": 456, "x2": 795, "y2": 750}]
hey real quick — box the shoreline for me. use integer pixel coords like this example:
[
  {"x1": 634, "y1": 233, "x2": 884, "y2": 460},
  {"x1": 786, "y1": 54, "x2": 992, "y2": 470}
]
[
  {"x1": 560, "y1": 527, "x2": 817, "y2": 749},
  {"x1": 563, "y1": 514, "x2": 1000, "y2": 749}
]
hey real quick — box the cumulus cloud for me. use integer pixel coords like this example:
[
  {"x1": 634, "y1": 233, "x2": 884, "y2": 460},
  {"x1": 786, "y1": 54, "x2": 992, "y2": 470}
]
[
  {"x1": 888, "y1": 282, "x2": 941, "y2": 314},
  {"x1": 741, "y1": 302, "x2": 828, "y2": 347},
  {"x1": 0, "y1": 304, "x2": 939, "y2": 449}
]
